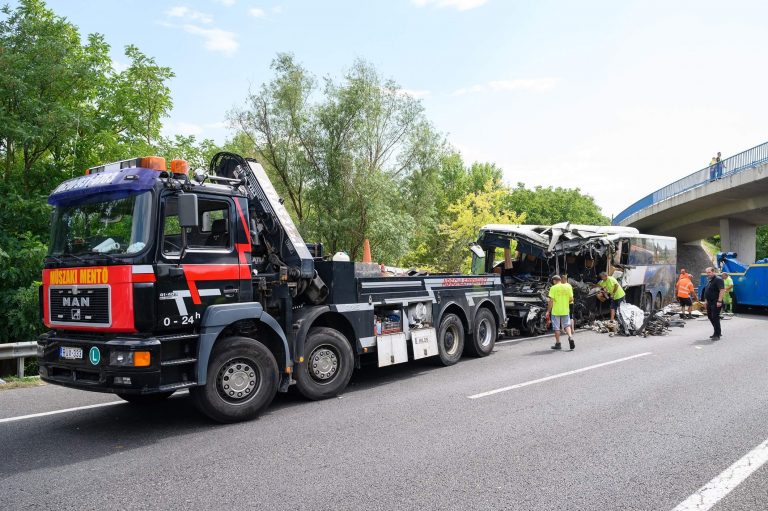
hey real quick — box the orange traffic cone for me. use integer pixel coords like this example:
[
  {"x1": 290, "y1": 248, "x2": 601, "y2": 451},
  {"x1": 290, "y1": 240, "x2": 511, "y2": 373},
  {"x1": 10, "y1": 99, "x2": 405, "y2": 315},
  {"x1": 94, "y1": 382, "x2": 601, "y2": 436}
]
[{"x1": 362, "y1": 239, "x2": 372, "y2": 263}]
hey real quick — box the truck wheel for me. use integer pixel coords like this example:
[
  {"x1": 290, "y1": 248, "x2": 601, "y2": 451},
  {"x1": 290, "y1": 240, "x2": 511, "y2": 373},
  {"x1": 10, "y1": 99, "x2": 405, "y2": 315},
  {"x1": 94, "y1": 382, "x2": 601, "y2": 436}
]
[
  {"x1": 295, "y1": 327, "x2": 353, "y2": 401},
  {"x1": 435, "y1": 313, "x2": 464, "y2": 366},
  {"x1": 656, "y1": 292, "x2": 663, "y2": 309},
  {"x1": 190, "y1": 336, "x2": 278, "y2": 423},
  {"x1": 466, "y1": 308, "x2": 496, "y2": 357},
  {"x1": 117, "y1": 391, "x2": 175, "y2": 405}
]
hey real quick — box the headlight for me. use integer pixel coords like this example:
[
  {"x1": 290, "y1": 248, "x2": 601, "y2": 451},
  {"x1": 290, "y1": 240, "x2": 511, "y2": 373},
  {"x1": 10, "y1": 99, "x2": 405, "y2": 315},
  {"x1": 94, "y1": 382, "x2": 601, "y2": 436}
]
[{"x1": 110, "y1": 351, "x2": 150, "y2": 367}]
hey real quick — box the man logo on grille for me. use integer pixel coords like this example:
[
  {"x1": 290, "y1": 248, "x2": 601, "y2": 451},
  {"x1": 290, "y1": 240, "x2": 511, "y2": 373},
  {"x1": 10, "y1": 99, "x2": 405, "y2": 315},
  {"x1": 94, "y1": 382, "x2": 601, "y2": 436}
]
[{"x1": 71, "y1": 309, "x2": 81, "y2": 320}]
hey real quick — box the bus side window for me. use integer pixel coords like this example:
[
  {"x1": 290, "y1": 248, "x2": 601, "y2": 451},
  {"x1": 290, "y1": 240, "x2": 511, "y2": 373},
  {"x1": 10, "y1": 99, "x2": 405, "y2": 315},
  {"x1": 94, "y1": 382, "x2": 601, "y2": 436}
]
[{"x1": 617, "y1": 240, "x2": 630, "y2": 265}]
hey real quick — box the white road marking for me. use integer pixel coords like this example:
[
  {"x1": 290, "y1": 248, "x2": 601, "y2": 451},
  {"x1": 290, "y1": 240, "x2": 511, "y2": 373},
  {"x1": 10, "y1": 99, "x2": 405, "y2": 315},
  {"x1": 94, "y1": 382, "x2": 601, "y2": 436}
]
[
  {"x1": 671, "y1": 437, "x2": 768, "y2": 511},
  {"x1": 0, "y1": 401, "x2": 124, "y2": 424},
  {"x1": 468, "y1": 352, "x2": 653, "y2": 399}
]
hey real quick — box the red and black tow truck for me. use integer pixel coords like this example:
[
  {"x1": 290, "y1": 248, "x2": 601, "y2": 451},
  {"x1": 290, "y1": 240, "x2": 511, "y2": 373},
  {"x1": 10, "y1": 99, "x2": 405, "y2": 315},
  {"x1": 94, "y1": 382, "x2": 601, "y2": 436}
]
[{"x1": 37, "y1": 153, "x2": 505, "y2": 422}]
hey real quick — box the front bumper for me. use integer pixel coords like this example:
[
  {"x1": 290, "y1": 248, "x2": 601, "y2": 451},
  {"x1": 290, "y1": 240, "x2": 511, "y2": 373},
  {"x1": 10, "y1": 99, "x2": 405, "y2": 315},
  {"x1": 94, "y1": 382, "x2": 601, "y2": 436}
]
[{"x1": 38, "y1": 332, "x2": 167, "y2": 395}]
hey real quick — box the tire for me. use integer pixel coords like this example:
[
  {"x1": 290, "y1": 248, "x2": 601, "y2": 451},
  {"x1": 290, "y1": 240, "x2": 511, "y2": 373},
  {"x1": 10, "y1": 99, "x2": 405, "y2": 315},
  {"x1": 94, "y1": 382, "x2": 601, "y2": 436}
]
[
  {"x1": 434, "y1": 313, "x2": 464, "y2": 366},
  {"x1": 190, "y1": 336, "x2": 278, "y2": 423},
  {"x1": 656, "y1": 292, "x2": 663, "y2": 309},
  {"x1": 642, "y1": 292, "x2": 654, "y2": 314},
  {"x1": 295, "y1": 327, "x2": 354, "y2": 401},
  {"x1": 117, "y1": 391, "x2": 175, "y2": 405},
  {"x1": 466, "y1": 308, "x2": 496, "y2": 357}
]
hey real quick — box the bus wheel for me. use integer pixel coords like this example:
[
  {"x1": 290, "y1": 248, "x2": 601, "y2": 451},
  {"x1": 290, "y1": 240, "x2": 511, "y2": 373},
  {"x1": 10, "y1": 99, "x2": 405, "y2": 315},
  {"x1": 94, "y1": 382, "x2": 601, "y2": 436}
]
[
  {"x1": 656, "y1": 292, "x2": 663, "y2": 310},
  {"x1": 466, "y1": 308, "x2": 496, "y2": 357},
  {"x1": 295, "y1": 327, "x2": 354, "y2": 401},
  {"x1": 190, "y1": 336, "x2": 278, "y2": 423},
  {"x1": 642, "y1": 292, "x2": 654, "y2": 314},
  {"x1": 435, "y1": 313, "x2": 464, "y2": 366}
]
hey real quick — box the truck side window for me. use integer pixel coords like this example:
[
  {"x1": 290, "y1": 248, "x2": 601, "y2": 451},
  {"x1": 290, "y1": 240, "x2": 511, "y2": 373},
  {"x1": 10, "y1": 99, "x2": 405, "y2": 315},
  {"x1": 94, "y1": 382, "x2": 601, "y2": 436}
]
[{"x1": 162, "y1": 197, "x2": 231, "y2": 255}]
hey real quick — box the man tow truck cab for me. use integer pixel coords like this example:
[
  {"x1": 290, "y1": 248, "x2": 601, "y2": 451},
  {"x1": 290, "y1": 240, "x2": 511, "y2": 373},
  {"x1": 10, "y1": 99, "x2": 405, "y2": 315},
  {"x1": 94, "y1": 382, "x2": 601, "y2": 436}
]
[{"x1": 38, "y1": 153, "x2": 505, "y2": 422}]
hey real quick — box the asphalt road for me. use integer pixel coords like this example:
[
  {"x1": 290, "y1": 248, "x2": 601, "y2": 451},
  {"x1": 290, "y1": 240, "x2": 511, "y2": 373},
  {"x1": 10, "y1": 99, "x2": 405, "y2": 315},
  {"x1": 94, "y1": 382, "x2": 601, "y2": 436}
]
[{"x1": 2, "y1": 314, "x2": 767, "y2": 511}]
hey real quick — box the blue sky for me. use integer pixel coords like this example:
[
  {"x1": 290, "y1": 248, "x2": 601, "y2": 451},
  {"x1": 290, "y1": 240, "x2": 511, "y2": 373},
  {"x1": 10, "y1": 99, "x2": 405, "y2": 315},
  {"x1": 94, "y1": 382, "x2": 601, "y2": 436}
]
[{"x1": 41, "y1": 0, "x2": 768, "y2": 217}]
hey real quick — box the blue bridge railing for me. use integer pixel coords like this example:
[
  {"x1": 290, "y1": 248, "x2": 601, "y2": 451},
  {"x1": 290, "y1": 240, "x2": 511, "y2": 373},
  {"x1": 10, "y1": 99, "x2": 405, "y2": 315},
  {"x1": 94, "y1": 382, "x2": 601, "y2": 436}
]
[{"x1": 613, "y1": 141, "x2": 768, "y2": 225}]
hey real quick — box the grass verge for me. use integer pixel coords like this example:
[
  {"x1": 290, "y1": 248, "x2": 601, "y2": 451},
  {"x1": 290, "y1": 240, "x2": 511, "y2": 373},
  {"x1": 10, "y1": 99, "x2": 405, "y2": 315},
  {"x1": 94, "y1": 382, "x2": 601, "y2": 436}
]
[{"x1": 0, "y1": 375, "x2": 45, "y2": 391}]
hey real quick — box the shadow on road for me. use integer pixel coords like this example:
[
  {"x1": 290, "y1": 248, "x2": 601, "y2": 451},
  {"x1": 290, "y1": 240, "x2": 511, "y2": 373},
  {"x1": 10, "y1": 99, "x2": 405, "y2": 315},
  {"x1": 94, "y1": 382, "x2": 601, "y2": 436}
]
[
  {"x1": 524, "y1": 349, "x2": 566, "y2": 356},
  {"x1": 0, "y1": 355, "x2": 470, "y2": 478}
]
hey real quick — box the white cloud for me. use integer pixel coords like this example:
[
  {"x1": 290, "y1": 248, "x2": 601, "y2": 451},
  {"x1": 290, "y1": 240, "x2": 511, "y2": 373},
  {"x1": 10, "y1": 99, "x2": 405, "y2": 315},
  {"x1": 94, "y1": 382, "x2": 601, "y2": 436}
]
[
  {"x1": 411, "y1": 0, "x2": 487, "y2": 11},
  {"x1": 272, "y1": 5, "x2": 283, "y2": 14},
  {"x1": 489, "y1": 78, "x2": 558, "y2": 92},
  {"x1": 214, "y1": 0, "x2": 236, "y2": 5},
  {"x1": 167, "y1": 6, "x2": 213, "y2": 24},
  {"x1": 452, "y1": 78, "x2": 558, "y2": 96},
  {"x1": 399, "y1": 88, "x2": 432, "y2": 99},
  {"x1": 205, "y1": 121, "x2": 229, "y2": 130},
  {"x1": 182, "y1": 24, "x2": 239, "y2": 56},
  {"x1": 248, "y1": 7, "x2": 266, "y2": 18}
]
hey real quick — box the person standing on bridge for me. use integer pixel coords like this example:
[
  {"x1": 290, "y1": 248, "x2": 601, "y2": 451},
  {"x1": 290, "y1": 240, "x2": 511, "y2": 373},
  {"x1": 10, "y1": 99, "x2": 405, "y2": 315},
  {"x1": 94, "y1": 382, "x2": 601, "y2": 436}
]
[
  {"x1": 703, "y1": 267, "x2": 725, "y2": 340},
  {"x1": 710, "y1": 155, "x2": 718, "y2": 181},
  {"x1": 545, "y1": 275, "x2": 575, "y2": 350},
  {"x1": 715, "y1": 151, "x2": 725, "y2": 179},
  {"x1": 597, "y1": 271, "x2": 626, "y2": 321}
]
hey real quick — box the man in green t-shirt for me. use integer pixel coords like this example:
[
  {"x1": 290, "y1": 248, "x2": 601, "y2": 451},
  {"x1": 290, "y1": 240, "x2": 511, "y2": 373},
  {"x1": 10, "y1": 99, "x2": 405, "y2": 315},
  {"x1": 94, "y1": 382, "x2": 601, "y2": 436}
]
[
  {"x1": 546, "y1": 275, "x2": 575, "y2": 350},
  {"x1": 597, "y1": 271, "x2": 626, "y2": 321},
  {"x1": 721, "y1": 272, "x2": 734, "y2": 315}
]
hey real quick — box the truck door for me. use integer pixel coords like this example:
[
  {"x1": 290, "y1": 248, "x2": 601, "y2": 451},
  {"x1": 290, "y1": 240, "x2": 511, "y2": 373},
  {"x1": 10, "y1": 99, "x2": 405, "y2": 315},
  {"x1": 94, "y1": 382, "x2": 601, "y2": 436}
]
[{"x1": 156, "y1": 193, "x2": 242, "y2": 331}]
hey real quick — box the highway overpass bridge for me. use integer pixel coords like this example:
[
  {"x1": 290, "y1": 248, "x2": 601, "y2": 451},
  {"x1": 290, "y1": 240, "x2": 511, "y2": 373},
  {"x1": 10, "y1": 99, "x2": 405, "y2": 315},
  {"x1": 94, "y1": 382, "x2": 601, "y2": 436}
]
[{"x1": 613, "y1": 141, "x2": 768, "y2": 263}]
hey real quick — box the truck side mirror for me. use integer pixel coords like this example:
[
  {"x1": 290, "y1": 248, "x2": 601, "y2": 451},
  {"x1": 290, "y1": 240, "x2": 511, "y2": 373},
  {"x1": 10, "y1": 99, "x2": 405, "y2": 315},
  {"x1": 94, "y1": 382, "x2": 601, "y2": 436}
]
[{"x1": 178, "y1": 193, "x2": 199, "y2": 228}]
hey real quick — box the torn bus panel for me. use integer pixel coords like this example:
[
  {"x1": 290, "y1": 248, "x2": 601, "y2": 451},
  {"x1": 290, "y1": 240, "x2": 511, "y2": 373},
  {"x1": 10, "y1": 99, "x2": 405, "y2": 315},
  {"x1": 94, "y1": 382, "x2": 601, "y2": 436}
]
[{"x1": 471, "y1": 223, "x2": 676, "y2": 335}]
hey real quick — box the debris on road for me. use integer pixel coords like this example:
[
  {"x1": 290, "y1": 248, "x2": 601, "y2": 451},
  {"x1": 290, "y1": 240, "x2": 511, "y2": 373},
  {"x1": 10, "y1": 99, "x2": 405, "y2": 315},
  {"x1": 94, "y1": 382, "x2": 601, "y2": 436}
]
[{"x1": 588, "y1": 302, "x2": 687, "y2": 337}]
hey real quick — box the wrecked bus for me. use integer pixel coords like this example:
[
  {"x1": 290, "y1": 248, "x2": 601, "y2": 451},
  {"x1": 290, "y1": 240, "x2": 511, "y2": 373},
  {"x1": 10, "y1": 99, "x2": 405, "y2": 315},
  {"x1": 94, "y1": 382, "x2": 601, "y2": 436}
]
[{"x1": 470, "y1": 223, "x2": 676, "y2": 335}]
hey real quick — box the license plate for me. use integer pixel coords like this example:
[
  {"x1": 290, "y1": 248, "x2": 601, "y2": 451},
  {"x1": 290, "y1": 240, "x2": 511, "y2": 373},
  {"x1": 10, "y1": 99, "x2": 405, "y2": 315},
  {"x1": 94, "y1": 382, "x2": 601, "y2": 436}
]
[{"x1": 60, "y1": 346, "x2": 83, "y2": 360}]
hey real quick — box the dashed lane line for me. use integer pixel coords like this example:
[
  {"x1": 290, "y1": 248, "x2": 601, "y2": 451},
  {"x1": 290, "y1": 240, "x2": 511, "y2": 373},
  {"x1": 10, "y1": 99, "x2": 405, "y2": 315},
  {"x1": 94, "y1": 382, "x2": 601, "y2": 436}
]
[
  {"x1": 0, "y1": 401, "x2": 124, "y2": 424},
  {"x1": 467, "y1": 352, "x2": 653, "y2": 399},
  {"x1": 671, "y1": 436, "x2": 768, "y2": 511}
]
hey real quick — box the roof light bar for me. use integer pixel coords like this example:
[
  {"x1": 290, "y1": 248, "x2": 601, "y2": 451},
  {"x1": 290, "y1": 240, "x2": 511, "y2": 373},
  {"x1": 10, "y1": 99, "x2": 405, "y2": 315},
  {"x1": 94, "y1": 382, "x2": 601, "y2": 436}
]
[{"x1": 85, "y1": 156, "x2": 167, "y2": 175}]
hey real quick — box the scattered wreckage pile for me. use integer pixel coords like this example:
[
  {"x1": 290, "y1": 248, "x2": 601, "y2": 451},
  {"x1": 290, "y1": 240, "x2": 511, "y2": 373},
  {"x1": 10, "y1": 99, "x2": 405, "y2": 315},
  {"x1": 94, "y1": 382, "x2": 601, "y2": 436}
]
[{"x1": 590, "y1": 302, "x2": 692, "y2": 337}]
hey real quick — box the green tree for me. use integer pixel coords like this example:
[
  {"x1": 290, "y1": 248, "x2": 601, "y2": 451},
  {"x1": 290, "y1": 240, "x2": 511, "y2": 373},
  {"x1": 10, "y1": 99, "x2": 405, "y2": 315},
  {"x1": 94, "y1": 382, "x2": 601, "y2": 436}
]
[
  {"x1": 0, "y1": 0, "x2": 111, "y2": 188},
  {"x1": 230, "y1": 53, "x2": 315, "y2": 225},
  {"x1": 158, "y1": 134, "x2": 221, "y2": 172},
  {"x1": 755, "y1": 226, "x2": 768, "y2": 261},
  {"x1": 0, "y1": 0, "x2": 176, "y2": 346},
  {"x1": 230, "y1": 54, "x2": 445, "y2": 263},
  {"x1": 439, "y1": 182, "x2": 525, "y2": 272},
  {"x1": 503, "y1": 184, "x2": 609, "y2": 225}
]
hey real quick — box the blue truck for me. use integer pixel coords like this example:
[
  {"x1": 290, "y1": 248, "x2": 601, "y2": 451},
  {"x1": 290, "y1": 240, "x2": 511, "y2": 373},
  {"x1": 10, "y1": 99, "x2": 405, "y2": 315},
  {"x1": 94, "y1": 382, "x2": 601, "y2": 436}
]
[{"x1": 700, "y1": 252, "x2": 768, "y2": 310}]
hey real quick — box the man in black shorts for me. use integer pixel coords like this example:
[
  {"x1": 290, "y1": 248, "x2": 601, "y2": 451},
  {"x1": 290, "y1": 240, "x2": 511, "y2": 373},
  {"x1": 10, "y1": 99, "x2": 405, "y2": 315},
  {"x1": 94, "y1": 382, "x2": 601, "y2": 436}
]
[{"x1": 703, "y1": 267, "x2": 725, "y2": 340}]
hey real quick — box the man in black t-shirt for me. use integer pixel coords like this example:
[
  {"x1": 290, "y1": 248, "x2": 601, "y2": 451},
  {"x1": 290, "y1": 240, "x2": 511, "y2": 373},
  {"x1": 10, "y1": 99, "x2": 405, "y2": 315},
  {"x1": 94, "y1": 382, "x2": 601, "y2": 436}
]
[{"x1": 703, "y1": 267, "x2": 725, "y2": 340}]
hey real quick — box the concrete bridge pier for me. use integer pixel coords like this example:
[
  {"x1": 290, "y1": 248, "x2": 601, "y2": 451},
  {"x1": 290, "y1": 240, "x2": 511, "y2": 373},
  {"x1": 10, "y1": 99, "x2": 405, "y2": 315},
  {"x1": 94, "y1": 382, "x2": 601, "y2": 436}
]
[{"x1": 720, "y1": 218, "x2": 757, "y2": 263}]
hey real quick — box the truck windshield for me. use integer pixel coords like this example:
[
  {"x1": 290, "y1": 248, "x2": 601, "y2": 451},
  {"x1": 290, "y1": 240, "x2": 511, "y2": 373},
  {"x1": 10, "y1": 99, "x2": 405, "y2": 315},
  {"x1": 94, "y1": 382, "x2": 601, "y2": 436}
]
[{"x1": 48, "y1": 191, "x2": 153, "y2": 257}]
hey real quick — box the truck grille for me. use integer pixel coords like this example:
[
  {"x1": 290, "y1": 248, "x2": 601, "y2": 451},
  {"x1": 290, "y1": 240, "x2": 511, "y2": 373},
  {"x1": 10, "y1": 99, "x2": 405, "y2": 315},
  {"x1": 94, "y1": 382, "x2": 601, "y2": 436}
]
[{"x1": 49, "y1": 286, "x2": 111, "y2": 327}]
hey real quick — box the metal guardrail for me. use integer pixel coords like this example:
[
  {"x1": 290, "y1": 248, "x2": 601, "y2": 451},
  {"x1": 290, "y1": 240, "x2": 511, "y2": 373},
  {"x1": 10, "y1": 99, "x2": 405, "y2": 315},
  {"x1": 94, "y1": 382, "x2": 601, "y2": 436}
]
[
  {"x1": 0, "y1": 342, "x2": 38, "y2": 378},
  {"x1": 614, "y1": 141, "x2": 768, "y2": 224}
]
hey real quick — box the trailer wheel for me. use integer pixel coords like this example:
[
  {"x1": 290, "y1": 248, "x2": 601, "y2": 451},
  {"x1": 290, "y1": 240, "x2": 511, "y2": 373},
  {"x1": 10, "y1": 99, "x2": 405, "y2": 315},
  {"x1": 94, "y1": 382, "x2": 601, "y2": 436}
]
[
  {"x1": 295, "y1": 327, "x2": 354, "y2": 401},
  {"x1": 190, "y1": 336, "x2": 278, "y2": 423},
  {"x1": 117, "y1": 391, "x2": 175, "y2": 405},
  {"x1": 435, "y1": 313, "x2": 464, "y2": 366},
  {"x1": 466, "y1": 308, "x2": 496, "y2": 357}
]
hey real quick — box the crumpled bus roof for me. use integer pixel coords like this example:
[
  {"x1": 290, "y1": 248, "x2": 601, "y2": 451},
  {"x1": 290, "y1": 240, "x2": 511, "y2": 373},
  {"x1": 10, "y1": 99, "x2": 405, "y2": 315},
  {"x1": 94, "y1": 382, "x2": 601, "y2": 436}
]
[{"x1": 477, "y1": 222, "x2": 640, "y2": 258}]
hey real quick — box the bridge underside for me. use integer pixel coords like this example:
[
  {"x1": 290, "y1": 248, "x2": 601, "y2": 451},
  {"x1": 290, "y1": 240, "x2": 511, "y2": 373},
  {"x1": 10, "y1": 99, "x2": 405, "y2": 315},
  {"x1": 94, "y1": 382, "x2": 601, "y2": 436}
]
[{"x1": 621, "y1": 163, "x2": 768, "y2": 261}]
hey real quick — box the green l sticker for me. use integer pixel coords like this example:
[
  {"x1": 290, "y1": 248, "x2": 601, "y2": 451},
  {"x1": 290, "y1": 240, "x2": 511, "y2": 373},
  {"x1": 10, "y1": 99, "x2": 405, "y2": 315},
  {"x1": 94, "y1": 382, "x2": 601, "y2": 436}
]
[{"x1": 89, "y1": 347, "x2": 101, "y2": 365}]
